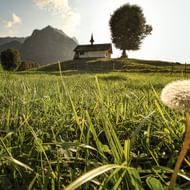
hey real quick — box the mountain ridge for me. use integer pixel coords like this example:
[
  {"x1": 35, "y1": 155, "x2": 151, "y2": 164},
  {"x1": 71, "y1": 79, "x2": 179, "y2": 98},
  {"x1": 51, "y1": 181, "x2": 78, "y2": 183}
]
[
  {"x1": 0, "y1": 37, "x2": 25, "y2": 46},
  {"x1": 0, "y1": 25, "x2": 78, "y2": 64}
]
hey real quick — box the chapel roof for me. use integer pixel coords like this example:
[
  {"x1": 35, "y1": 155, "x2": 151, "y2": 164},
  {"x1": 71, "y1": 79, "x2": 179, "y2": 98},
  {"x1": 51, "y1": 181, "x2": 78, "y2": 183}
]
[{"x1": 74, "y1": 43, "x2": 112, "y2": 53}]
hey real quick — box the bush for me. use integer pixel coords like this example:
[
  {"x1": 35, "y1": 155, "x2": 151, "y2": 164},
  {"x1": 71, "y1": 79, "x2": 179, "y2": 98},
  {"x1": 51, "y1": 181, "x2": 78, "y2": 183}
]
[
  {"x1": 17, "y1": 61, "x2": 39, "y2": 71},
  {"x1": 0, "y1": 48, "x2": 21, "y2": 71}
]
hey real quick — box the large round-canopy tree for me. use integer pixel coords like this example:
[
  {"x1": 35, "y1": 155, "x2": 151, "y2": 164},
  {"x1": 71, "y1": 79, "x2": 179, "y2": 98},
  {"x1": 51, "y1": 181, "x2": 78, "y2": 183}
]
[{"x1": 109, "y1": 4, "x2": 152, "y2": 58}]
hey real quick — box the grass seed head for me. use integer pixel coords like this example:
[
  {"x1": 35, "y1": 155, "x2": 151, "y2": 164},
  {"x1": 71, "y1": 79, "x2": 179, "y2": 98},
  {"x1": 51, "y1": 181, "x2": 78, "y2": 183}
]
[{"x1": 161, "y1": 80, "x2": 190, "y2": 112}]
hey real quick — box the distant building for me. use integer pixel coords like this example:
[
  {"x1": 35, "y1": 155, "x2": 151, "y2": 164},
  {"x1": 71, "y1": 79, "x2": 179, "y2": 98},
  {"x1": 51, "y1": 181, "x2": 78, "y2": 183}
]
[{"x1": 73, "y1": 34, "x2": 112, "y2": 59}]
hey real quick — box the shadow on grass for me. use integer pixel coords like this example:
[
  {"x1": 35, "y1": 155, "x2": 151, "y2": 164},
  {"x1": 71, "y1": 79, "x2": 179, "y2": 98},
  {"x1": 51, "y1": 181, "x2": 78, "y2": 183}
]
[{"x1": 99, "y1": 75, "x2": 127, "y2": 81}]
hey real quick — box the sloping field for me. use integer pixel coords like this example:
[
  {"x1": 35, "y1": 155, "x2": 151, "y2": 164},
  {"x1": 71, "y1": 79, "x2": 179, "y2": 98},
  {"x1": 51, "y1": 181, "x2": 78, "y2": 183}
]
[{"x1": 37, "y1": 58, "x2": 190, "y2": 73}]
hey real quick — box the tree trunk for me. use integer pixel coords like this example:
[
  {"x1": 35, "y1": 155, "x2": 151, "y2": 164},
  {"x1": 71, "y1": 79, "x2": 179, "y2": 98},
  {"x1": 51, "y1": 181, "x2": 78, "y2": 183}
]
[{"x1": 121, "y1": 49, "x2": 128, "y2": 58}]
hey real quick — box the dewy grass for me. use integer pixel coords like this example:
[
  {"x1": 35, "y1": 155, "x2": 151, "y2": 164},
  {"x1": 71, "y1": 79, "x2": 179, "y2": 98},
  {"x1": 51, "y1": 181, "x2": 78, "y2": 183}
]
[{"x1": 0, "y1": 72, "x2": 189, "y2": 189}]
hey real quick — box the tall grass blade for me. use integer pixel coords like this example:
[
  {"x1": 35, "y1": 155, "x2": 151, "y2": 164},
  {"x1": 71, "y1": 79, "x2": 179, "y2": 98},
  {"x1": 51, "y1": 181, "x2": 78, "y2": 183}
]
[
  {"x1": 127, "y1": 168, "x2": 144, "y2": 190},
  {"x1": 124, "y1": 139, "x2": 131, "y2": 165},
  {"x1": 131, "y1": 111, "x2": 154, "y2": 146},
  {"x1": 6, "y1": 157, "x2": 33, "y2": 172},
  {"x1": 64, "y1": 164, "x2": 127, "y2": 190}
]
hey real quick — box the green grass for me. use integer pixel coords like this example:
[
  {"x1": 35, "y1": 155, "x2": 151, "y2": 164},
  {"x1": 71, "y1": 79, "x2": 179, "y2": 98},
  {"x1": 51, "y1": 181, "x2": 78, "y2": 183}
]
[{"x1": 0, "y1": 71, "x2": 190, "y2": 189}]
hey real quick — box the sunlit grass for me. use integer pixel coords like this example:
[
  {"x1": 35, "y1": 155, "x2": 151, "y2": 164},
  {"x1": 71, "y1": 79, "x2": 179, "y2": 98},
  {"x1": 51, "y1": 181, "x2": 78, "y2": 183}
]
[{"x1": 0, "y1": 71, "x2": 189, "y2": 189}]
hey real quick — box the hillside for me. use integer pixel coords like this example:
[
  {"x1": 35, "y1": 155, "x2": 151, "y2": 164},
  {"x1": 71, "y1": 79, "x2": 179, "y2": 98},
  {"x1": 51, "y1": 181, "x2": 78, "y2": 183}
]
[
  {"x1": 37, "y1": 58, "x2": 189, "y2": 73},
  {"x1": 0, "y1": 40, "x2": 22, "y2": 53},
  {"x1": 0, "y1": 37, "x2": 25, "y2": 46}
]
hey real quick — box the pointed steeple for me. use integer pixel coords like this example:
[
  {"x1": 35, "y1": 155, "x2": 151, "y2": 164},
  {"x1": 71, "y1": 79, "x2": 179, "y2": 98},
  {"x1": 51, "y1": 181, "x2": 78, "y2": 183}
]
[{"x1": 90, "y1": 33, "x2": 94, "y2": 45}]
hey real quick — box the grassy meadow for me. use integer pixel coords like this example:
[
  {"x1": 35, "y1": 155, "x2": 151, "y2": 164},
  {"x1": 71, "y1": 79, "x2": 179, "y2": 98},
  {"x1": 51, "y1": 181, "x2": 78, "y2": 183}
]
[{"x1": 0, "y1": 70, "x2": 190, "y2": 189}]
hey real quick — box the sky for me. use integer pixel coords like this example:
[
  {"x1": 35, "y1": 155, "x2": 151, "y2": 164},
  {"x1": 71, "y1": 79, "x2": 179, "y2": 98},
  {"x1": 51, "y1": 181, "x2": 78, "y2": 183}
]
[{"x1": 0, "y1": 0, "x2": 190, "y2": 63}]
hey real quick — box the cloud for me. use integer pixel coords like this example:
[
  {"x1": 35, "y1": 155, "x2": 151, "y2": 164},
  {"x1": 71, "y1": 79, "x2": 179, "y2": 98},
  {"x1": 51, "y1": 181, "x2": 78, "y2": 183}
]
[
  {"x1": 34, "y1": 0, "x2": 80, "y2": 36},
  {"x1": 35, "y1": 0, "x2": 70, "y2": 15},
  {"x1": 0, "y1": 13, "x2": 22, "y2": 37},
  {"x1": 5, "y1": 13, "x2": 22, "y2": 28}
]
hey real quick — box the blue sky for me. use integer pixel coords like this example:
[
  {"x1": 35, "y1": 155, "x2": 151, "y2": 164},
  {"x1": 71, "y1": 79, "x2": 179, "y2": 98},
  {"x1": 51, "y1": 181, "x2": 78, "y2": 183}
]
[{"x1": 0, "y1": 0, "x2": 190, "y2": 62}]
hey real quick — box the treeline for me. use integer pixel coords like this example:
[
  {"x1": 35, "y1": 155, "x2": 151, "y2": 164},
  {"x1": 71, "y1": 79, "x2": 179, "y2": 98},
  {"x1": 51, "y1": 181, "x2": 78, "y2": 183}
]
[{"x1": 0, "y1": 48, "x2": 39, "y2": 71}]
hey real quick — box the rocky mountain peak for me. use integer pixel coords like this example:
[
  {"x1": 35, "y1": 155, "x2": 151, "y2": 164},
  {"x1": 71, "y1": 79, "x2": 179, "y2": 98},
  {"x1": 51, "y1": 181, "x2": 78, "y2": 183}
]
[{"x1": 0, "y1": 26, "x2": 78, "y2": 64}]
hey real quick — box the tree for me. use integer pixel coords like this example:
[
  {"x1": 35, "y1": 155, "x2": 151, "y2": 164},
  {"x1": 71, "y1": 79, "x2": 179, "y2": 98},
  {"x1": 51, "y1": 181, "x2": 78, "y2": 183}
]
[
  {"x1": 0, "y1": 48, "x2": 21, "y2": 70},
  {"x1": 109, "y1": 4, "x2": 152, "y2": 58}
]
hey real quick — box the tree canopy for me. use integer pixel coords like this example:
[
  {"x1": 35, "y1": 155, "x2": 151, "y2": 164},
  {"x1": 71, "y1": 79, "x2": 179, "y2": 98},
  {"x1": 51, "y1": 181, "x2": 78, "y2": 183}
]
[
  {"x1": 0, "y1": 48, "x2": 21, "y2": 71},
  {"x1": 109, "y1": 3, "x2": 152, "y2": 57}
]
